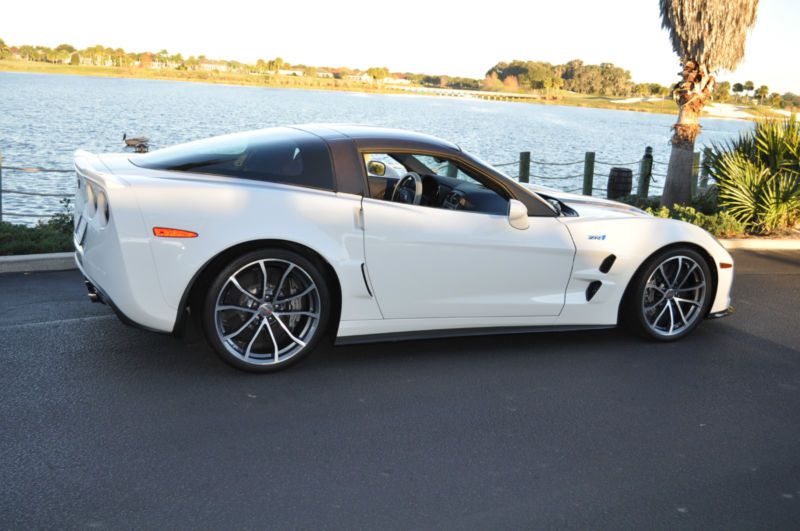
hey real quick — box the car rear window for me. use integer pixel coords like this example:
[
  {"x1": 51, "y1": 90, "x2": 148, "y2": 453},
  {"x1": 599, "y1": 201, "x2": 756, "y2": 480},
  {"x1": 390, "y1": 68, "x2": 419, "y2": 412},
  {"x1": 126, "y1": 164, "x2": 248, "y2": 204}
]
[{"x1": 130, "y1": 128, "x2": 334, "y2": 190}]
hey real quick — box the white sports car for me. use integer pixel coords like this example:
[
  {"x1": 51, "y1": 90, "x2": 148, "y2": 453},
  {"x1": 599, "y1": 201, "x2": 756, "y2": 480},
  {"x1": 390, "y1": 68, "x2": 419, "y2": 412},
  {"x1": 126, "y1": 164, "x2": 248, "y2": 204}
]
[{"x1": 73, "y1": 125, "x2": 734, "y2": 372}]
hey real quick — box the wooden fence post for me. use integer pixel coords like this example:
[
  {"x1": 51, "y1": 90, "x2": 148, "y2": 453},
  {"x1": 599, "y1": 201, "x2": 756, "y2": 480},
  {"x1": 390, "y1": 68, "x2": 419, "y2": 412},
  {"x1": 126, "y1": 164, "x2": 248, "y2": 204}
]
[
  {"x1": 691, "y1": 151, "x2": 701, "y2": 197},
  {"x1": 519, "y1": 151, "x2": 530, "y2": 183},
  {"x1": 582, "y1": 151, "x2": 595, "y2": 196},
  {"x1": 700, "y1": 147, "x2": 712, "y2": 188},
  {"x1": 638, "y1": 146, "x2": 653, "y2": 198}
]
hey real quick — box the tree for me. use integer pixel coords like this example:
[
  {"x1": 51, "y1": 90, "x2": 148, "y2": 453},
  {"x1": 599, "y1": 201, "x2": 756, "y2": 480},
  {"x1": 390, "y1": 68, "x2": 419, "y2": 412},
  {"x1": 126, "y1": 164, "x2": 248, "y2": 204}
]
[
  {"x1": 366, "y1": 67, "x2": 389, "y2": 81},
  {"x1": 732, "y1": 82, "x2": 744, "y2": 95},
  {"x1": 658, "y1": 0, "x2": 759, "y2": 207},
  {"x1": 755, "y1": 84, "x2": 769, "y2": 104},
  {"x1": 768, "y1": 92, "x2": 782, "y2": 107},
  {"x1": 713, "y1": 80, "x2": 731, "y2": 102},
  {"x1": 743, "y1": 79, "x2": 754, "y2": 96}
]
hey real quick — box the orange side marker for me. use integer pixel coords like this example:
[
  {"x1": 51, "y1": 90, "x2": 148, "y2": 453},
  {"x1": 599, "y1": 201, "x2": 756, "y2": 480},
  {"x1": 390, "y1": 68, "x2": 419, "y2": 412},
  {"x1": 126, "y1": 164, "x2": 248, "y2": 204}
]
[
  {"x1": 153, "y1": 227, "x2": 198, "y2": 238},
  {"x1": 719, "y1": 262, "x2": 733, "y2": 269}
]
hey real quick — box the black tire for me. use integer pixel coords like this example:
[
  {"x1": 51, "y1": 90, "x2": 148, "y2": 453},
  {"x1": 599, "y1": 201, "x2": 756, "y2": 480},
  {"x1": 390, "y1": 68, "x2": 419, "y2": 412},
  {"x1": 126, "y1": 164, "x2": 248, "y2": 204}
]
[
  {"x1": 624, "y1": 246, "x2": 714, "y2": 341},
  {"x1": 201, "y1": 248, "x2": 331, "y2": 372}
]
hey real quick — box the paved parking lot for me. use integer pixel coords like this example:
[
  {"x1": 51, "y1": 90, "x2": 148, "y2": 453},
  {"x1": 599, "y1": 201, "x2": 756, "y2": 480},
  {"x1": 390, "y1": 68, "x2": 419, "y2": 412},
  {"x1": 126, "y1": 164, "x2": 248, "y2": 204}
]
[{"x1": 1, "y1": 249, "x2": 799, "y2": 529}]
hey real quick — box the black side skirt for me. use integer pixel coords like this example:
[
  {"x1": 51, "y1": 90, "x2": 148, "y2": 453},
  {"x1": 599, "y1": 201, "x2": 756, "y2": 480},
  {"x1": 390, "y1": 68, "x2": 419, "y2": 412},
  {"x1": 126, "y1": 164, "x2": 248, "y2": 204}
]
[{"x1": 335, "y1": 324, "x2": 615, "y2": 346}]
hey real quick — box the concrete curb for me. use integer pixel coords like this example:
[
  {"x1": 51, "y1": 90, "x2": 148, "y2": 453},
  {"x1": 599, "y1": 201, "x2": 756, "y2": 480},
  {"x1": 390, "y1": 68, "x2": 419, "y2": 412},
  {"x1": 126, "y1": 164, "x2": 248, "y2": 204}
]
[
  {"x1": 1, "y1": 240, "x2": 799, "y2": 274},
  {"x1": 720, "y1": 239, "x2": 800, "y2": 250},
  {"x1": 0, "y1": 252, "x2": 75, "y2": 274}
]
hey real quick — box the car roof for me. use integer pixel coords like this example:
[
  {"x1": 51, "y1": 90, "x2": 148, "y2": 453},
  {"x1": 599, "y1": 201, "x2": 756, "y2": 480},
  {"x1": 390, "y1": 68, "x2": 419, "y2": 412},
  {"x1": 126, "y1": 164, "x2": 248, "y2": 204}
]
[{"x1": 292, "y1": 124, "x2": 462, "y2": 154}]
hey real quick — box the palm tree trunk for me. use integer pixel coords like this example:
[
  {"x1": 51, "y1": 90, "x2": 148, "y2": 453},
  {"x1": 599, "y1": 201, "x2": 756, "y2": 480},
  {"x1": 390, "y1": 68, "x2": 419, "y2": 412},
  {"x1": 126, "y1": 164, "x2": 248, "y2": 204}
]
[{"x1": 661, "y1": 61, "x2": 714, "y2": 208}]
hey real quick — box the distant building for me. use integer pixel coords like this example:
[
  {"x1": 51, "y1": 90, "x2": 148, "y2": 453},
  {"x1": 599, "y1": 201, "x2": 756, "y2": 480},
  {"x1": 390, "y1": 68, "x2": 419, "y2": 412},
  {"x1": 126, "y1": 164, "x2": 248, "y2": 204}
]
[
  {"x1": 346, "y1": 73, "x2": 373, "y2": 83},
  {"x1": 278, "y1": 69, "x2": 305, "y2": 77},
  {"x1": 382, "y1": 77, "x2": 411, "y2": 85},
  {"x1": 199, "y1": 60, "x2": 229, "y2": 72},
  {"x1": 316, "y1": 71, "x2": 334, "y2": 78},
  {"x1": 9, "y1": 47, "x2": 21, "y2": 60}
]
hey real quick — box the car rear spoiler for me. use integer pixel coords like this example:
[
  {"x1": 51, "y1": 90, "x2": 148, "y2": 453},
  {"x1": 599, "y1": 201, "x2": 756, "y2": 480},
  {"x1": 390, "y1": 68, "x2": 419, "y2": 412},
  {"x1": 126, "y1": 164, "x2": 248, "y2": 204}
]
[{"x1": 74, "y1": 149, "x2": 130, "y2": 190}]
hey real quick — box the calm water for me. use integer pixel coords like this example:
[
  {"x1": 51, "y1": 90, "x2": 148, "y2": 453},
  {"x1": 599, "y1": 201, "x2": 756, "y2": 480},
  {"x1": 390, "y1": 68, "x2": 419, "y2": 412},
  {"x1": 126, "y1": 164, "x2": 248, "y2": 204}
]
[{"x1": 0, "y1": 72, "x2": 751, "y2": 221}]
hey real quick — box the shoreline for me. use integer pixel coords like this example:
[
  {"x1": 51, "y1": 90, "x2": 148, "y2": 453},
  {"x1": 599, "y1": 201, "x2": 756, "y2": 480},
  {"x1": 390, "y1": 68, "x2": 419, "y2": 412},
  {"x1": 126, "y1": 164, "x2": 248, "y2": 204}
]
[{"x1": 0, "y1": 61, "x2": 774, "y2": 122}]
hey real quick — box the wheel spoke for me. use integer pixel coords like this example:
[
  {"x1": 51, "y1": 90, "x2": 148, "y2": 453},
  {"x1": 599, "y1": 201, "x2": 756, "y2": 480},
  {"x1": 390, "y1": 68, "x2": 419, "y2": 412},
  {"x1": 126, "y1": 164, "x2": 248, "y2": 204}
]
[
  {"x1": 275, "y1": 311, "x2": 320, "y2": 318},
  {"x1": 676, "y1": 263, "x2": 698, "y2": 289},
  {"x1": 656, "y1": 265, "x2": 670, "y2": 287},
  {"x1": 275, "y1": 284, "x2": 317, "y2": 304},
  {"x1": 275, "y1": 264, "x2": 295, "y2": 301},
  {"x1": 223, "y1": 313, "x2": 259, "y2": 340},
  {"x1": 672, "y1": 257, "x2": 683, "y2": 287},
  {"x1": 647, "y1": 284, "x2": 666, "y2": 295},
  {"x1": 645, "y1": 298, "x2": 666, "y2": 312},
  {"x1": 651, "y1": 300, "x2": 670, "y2": 327},
  {"x1": 676, "y1": 282, "x2": 705, "y2": 292},
  {"x1": 217, "y1": 305, "x2": 258, "y2": 314},
  {"x1": 674, "y1": 299, "x2": 689, "y2": 325},
  {"x1": 258, "y1": 260, "x2": 269, "y2": 300},
  {"x1": 667, "y1": 301, "x2": 675, "y2": 334},
  {"x1": 273, "y1": 315, "x2": 307, "y2": 348},
  {"x1": 230, "y1": 276, "x2": 261, "y2": 303},
  {"x1": 264, "y1": 319, "x2": 281, "y2": 362},
  {"x1": 244, "y1": 320, "x2": 264, "y2": 359},
  {"x1": 674, "y1": 296, "x2": 701, "y2": 307}
]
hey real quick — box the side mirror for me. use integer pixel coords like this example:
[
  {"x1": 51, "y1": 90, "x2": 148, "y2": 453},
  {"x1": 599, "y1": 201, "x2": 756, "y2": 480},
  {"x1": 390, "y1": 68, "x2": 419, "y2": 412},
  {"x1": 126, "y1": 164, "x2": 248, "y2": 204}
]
[
  {"x1": 367, "y1": 160, "x2": 386, "y2": 177},
  {"x1": 507, "y1": 199, "x2": 530, "y2": 230}
]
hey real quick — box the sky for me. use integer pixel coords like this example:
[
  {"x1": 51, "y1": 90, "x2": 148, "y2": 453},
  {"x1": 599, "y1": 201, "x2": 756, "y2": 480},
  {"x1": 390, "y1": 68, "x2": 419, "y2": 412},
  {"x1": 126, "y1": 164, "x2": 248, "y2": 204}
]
[{"x1": 1, "y1": 0, "x2": 798, "y2": 92}]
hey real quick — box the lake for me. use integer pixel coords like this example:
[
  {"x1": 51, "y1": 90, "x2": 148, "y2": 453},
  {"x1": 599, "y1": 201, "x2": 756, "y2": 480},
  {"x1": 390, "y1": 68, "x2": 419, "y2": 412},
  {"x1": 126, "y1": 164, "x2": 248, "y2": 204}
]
[{"x1": 0, "y1": 72, "x2": 752, "y2": 222}]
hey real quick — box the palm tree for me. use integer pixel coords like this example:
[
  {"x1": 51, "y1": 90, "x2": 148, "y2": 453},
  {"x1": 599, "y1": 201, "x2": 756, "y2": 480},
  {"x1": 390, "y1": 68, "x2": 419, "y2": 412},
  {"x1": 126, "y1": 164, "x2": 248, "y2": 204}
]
[{"x1": 659, "y1": 0, "x2": 759, "y2": 207}]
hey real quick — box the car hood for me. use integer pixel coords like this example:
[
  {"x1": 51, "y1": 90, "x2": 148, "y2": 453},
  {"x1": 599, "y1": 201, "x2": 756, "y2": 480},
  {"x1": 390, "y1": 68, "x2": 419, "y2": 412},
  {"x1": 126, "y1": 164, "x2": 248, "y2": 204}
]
[{"x1": 523, "y1": 183, "x2": 650, "y2": 219}]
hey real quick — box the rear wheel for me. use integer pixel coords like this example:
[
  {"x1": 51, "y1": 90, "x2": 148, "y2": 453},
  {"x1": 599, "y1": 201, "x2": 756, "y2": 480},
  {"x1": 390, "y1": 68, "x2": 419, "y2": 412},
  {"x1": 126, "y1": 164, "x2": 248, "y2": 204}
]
[
  {"x1": 202, "y1": 249, "x2": 331, "y2": 372},
  {"x1": 626, "y1": 247, "x2": 713, "y2": 341}
]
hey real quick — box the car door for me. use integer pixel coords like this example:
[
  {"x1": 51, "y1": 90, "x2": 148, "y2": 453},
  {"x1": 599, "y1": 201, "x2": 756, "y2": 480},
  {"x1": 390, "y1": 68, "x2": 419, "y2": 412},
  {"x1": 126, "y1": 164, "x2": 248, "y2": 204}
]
[{"x1": 361, "y1": 198, "x2": 576, "y2": 319}]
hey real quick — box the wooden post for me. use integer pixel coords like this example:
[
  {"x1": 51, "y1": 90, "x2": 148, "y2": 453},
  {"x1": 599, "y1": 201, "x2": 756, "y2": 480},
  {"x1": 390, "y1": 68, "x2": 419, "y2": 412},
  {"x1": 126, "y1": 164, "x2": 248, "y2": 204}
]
[
  {"x1": 700, "y1": 147, "x2": 712, "y2": 188},
  {"x1": 582, "y1": 151, "x2": 595, "y2": 196},
  {"x1": 691, "y1": 151, "x2": 701, "y2": 197},
  {"x1": 638, "y1": 146, "x2": 653, "y2": 198},
  {"x1": 519, "y1": 151, "x2": 530, "y2": 183}
]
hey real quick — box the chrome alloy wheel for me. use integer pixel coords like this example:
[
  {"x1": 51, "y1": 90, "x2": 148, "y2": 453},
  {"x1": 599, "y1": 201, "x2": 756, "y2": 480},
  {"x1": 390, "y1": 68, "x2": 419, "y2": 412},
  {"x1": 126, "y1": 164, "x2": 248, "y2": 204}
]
[
  {"x1": 641, "y1": 255, "x2": 707, "y2": 337},
  {"x1": 214, "y1": 259, "x2": 321, "y2": 365}
]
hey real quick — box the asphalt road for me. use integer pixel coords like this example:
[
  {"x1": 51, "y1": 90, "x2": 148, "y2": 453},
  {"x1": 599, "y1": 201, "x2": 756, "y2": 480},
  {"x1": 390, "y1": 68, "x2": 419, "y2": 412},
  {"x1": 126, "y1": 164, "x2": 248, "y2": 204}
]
[{"x1": 1, "y1": 250, "x2": 799, "y2": 530}]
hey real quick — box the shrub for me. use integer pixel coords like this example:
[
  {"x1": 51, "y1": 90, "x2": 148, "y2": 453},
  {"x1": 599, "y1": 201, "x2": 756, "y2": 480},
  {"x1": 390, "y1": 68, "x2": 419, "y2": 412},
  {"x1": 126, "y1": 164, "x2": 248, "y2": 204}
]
[
  {"x1": 0, "y1": 199, "x2": 74, "y2": 256},
  {"x1": 646, "y1": 204, "x2": 747, "y2": 238},
  {"x1": 708, "y1": 116, "x2": 800, "y2": 233}
]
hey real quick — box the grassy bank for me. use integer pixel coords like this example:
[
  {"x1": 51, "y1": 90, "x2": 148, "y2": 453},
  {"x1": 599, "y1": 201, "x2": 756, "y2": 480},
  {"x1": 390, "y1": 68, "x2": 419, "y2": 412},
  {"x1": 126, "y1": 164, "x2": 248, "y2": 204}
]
[
  {"x1": 1, "y1": 60, "x2": 771, "y2": 119},
  {"x1": 0, "y1": 60, "x2": 406, "y2": 94}
]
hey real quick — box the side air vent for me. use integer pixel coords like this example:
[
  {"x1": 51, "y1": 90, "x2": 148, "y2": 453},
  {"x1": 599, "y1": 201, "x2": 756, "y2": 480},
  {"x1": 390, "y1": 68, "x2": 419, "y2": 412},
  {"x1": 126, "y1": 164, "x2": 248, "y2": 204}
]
[
  {"x1": 599, "y1": 254, "x2": 616, "y2": 273},
  {"x1": 586, "y1": 280, "x2": 602, "y2": 301}
]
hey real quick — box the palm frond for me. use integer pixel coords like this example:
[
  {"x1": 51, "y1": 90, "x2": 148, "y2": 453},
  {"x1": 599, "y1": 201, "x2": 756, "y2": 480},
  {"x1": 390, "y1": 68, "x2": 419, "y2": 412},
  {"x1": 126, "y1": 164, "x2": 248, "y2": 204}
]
[{"x1": 660, "y1": 0, "x2": 759, "y2": 70}]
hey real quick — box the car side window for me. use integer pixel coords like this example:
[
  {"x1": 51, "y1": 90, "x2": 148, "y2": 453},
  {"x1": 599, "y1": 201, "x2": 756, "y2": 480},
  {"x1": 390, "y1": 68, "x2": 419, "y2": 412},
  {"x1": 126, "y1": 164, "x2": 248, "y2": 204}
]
[
  {"x1": 411, "y1": 154, "x2": 482, "y2": 186},
  {"x1": 361, "y1": 152, "x2": 510, "y2": 216},
  {"x1": 131, "y1": 128, "x2": 335, "y2": 190}
]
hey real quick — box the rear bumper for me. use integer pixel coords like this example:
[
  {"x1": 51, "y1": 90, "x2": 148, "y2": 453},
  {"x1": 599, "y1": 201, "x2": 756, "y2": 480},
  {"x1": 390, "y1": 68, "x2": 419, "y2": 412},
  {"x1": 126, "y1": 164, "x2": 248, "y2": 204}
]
[
  {"x1": 76, "y1": 253, "x2": 172, "y2": 334},
  {"x1": 707, "y1": 305, "x2": 735, "y2": 319}
]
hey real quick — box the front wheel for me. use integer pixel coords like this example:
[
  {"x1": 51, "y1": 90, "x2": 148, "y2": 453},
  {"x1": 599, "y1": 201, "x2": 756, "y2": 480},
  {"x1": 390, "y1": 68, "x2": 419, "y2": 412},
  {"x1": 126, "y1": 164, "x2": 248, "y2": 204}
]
[
  {"x1": 626, "y1": 247, "x2": 713, "y2": 341},
  {"x1": 202, "y1": 249, "x2": 331, "y2": 372}
]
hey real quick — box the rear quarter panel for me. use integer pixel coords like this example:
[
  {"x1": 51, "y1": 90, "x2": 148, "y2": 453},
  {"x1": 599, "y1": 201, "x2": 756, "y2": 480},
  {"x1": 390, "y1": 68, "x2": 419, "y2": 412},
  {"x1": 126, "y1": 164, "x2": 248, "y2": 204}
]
[{"x1": 113, "y1": 168, "x2": 381, "y2": 329}]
